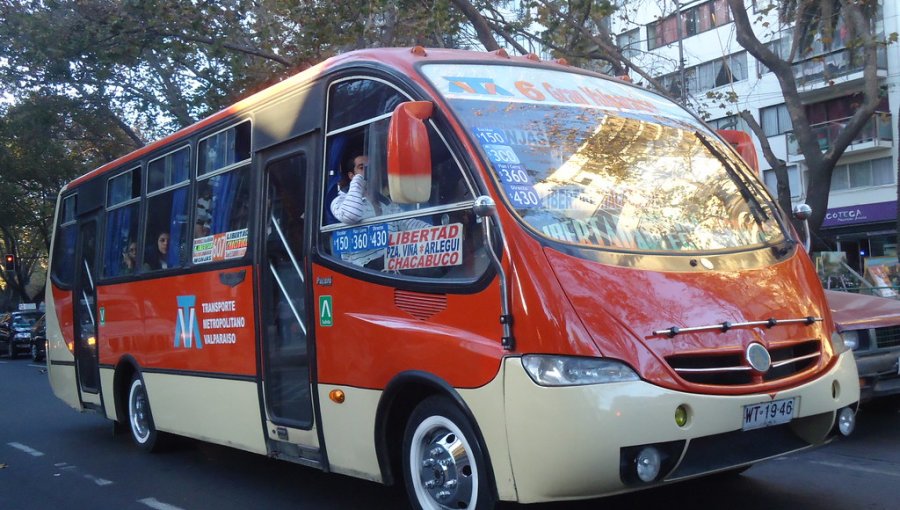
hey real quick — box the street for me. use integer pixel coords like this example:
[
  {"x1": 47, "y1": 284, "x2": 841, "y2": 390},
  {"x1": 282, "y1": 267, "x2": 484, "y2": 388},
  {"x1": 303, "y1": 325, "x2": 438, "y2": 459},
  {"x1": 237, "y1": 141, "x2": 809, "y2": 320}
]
[{"x1": 2, "y1": 357, "x2": 899, "y2": 510}]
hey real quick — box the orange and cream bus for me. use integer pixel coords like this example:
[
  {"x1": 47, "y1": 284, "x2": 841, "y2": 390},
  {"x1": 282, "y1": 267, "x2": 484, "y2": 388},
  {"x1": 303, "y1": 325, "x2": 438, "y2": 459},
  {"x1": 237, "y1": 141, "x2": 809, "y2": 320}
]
[{"x1": 46, "y1": 47, "x2": 859, "y2": 509}]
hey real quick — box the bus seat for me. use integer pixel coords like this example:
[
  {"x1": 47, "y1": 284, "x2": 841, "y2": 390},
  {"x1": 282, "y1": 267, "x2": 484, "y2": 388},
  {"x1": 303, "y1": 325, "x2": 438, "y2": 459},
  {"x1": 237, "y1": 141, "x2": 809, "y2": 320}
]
[{"x1": 323, "y1": 136, "x2": 348, "y2": 224}]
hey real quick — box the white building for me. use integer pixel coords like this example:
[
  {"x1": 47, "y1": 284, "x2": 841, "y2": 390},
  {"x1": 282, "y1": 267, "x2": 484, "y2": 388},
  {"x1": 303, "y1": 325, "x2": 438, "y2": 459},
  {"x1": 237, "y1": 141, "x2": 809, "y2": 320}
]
[{"x1": 610, "y1": 0, "x2": 899, "y2": 273}]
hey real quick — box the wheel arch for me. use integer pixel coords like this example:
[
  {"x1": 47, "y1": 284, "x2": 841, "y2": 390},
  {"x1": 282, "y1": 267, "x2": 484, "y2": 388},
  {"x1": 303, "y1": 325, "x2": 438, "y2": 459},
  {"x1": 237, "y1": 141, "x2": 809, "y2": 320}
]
[
  {"x1": 374, "y1": 370, "x2": 497, "y2": 499},
  {"x1": 113, "y1": 355, "x2": 140, "y2": 423}
]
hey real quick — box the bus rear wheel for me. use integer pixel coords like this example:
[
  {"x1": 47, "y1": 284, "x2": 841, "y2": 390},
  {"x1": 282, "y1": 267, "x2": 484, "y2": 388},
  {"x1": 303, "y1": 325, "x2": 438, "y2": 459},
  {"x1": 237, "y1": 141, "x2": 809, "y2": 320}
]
[
  {"x1": 402, "y1": 396, "x2": 495, "y2": 510},
  {"x1": 127, "y1": 374, "x2": 159, "y2": 452}
]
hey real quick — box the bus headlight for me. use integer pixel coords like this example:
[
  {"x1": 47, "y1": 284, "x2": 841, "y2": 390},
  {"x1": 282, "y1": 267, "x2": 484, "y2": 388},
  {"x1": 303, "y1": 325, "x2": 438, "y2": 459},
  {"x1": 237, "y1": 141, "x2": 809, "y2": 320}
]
[
  {"x1": 839, "y1": 330, "x2": 859, "y2": 351},
  {"x1": 522, "y1": 355, "x2": 640, "y2": 386}
]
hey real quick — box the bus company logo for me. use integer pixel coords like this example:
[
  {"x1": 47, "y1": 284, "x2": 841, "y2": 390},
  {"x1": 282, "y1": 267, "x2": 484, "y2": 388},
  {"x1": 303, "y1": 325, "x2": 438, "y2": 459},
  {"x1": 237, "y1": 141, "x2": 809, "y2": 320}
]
[
  {"x1": 174, "y1": 295, "x2": 203, "y2": 350},
  {"x1": 445, "y1": 76, "x2": 513, "y2": 97}
]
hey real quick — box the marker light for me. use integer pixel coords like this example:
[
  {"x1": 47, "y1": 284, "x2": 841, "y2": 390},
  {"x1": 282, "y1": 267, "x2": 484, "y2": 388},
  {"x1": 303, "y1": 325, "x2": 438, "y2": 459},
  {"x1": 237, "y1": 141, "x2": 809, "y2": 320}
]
[
  {"x1": 87, "y1": 336, "x2": 96, "y2": 347},
  {"x1": 329, "y1": 389, "x2": 345, "y2": 404},
  {"x1": 66, "y1": 340, "x2": 75, "y2": 354},
  {"x1": 635, "y1": 447, "x2": 662, "y2": 482},
  {"x1": 674, "y1": 405, "x2": 688, "y2": 427}
]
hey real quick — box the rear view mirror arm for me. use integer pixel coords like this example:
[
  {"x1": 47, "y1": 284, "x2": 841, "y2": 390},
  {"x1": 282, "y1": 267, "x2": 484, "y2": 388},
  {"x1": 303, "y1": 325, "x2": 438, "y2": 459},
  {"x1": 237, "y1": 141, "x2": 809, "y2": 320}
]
[{"x1": 474, "y1": 196, "x2": 514, "y2": 351}]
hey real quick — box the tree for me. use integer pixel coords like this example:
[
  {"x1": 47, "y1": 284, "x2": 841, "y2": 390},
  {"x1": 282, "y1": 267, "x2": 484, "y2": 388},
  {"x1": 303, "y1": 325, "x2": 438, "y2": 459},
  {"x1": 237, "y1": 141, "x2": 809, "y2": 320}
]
[
  {"x1": 727, "y1": 0, "x2": 892, "y2": 238},
  {"x1": 0, "y1": 0, "x2": 482, "y2": 306},
  {"x1": 465, "y1": 0, "x2": 893, "y2": 241},
  {"x1": 0, "y1": 94, "x2": 135, "y2": 306}
]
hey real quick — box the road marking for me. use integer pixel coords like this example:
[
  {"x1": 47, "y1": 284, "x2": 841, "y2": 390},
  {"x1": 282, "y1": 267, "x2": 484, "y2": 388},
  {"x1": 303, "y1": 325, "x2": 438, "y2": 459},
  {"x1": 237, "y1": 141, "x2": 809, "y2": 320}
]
[
  {"x1": 85, "y1": 474, "x2": 114, "y2": 486},
  {"x1": 7, "y1": 442, "x2": 44, "y2": 457},
  {"x1": 138, "y1": 498, "x2": 186, "y2": 510},
  {"x1": 808, "y1": 460, "x2": 900, "y2": 478}
]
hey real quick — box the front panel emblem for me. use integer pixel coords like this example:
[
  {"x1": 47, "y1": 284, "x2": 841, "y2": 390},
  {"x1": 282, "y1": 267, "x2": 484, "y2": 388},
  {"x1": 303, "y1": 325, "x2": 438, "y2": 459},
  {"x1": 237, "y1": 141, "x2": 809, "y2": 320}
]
[{"x1": 746, "y1": 343, "x2": 771, "y2": 372}]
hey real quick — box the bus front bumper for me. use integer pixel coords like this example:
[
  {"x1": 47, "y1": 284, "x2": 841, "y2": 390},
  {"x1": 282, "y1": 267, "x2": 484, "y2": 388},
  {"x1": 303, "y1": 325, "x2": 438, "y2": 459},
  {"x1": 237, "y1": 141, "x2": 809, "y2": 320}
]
[{"x1": 502, "y1": 352, "x2": 860, "y2": 503}]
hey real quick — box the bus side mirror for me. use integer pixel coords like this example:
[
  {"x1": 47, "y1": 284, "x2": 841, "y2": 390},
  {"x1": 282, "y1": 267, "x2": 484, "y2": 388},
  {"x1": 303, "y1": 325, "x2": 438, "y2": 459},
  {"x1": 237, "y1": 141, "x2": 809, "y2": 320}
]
[
  {"x1": 792, "y1": 203, "x2": 813, "y2": 253},
  {"x1": 387, "y1": 101, "x2": 433, "y2": 204}
]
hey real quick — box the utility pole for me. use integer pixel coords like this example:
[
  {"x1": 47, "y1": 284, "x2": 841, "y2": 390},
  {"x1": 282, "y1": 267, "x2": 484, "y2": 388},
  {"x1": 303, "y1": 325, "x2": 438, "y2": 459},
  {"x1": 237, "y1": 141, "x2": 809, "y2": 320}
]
[{"x1": 674, "y1": 0, "x2": 686, "y2": 105}]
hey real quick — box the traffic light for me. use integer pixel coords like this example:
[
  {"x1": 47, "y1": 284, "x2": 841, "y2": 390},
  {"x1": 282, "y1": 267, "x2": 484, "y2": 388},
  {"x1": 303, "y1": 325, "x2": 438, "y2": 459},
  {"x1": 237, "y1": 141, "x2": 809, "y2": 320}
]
[{"x1": 4, "y1": 254, "x2": 14, "y2": 271}]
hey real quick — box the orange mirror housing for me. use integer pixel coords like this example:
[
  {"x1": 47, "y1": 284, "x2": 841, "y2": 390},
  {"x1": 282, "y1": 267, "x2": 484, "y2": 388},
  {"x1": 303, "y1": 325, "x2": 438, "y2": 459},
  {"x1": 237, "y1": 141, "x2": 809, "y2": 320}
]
[
  {"x1": 387, "y1": 101, "x2": 433, "y2": 204},
  {"x1": 716, "y1": 129, "x2": 759, "y2": 174}
]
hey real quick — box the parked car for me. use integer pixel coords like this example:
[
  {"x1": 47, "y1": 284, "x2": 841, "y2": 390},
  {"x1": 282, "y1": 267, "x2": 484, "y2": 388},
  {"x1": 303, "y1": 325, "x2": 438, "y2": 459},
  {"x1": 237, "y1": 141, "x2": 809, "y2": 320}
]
[
  {"x1": 29, "y1": 314, "x2": 46, "y2": 362},
  {"x1": 0, "y1": 310, "x2": 43, "y2": 359},
  {"x1": 827, "y1": 290, "x2": 900, "y2": 402}
]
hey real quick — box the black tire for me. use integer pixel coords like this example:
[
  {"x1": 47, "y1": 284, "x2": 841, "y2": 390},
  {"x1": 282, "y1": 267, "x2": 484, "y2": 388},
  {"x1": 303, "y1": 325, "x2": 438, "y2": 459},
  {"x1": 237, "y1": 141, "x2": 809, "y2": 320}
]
[
  {"x1": 31, "y1": 343, "x2": 41, "y2": 362},
  {"x1": 8, "y1": 340, "x2": 17, "y2": 360},
  {"x1": 402, "y1": 396, "x2": 496, "y2": 510},
  {"x1": 127, "y1": 373, "x2": 160, "y2": 452}
]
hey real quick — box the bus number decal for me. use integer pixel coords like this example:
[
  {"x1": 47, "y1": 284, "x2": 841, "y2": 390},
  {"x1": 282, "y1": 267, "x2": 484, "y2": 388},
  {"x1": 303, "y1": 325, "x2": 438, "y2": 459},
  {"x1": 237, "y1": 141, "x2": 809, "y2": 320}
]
[
  {"x1": 332, "y1": 224, "x2": 389, "y2": 254},
  {"x1": 473, "y1": 128, "x2": 539, "y2": 210},
  {"x1": 193, "y1": 228, "x2": 249, "y2": 264}
]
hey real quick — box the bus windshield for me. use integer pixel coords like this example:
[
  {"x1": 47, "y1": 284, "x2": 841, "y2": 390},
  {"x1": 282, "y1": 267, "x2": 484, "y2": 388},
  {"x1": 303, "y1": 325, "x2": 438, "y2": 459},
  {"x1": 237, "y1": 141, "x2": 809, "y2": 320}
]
[{"x1": 422, "y1": 64, "x2": 785, "y2": 253}]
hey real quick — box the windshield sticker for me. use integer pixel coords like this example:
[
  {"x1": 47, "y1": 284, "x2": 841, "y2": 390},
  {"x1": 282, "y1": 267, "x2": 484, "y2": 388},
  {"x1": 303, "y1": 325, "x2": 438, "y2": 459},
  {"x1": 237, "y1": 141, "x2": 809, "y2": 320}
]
[
  {"x1": 332, "y1": 223, "x2": 390, "y2": 254},
  {"x1": 476, "y1": 128, "x2": 540, "y2": 209},
  {"x1": 192, "y1": 228, "x2": 249, "y2": 264},
  {"x1": 422, "y1": 64, "x2": 702, "y2": 128},
  {"x1": 386, "y1": 223, "x2": 464, "y2": 271}
]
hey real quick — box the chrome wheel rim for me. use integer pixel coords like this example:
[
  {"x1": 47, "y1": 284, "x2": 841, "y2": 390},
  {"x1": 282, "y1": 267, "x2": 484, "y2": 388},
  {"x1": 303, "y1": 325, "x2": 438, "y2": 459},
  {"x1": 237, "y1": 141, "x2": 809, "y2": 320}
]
[
  {"x1": 129, "y1": 380, "x2": 151, "y2": 443},
  {"x1": 410, "y1": 416, "x2": 477, "y2": 510}
]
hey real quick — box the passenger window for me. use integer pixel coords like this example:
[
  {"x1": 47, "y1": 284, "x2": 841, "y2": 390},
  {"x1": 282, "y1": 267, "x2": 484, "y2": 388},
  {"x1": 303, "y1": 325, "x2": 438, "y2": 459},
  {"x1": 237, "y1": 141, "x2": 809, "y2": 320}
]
[
  {"x1": 142, "y1": 147, "x2": 191, "y2": 272},
  {"x1": 51, "y1": 195, "x2": 78, "y2": 285},
  {"x1": 104, "y1": 167, "x2": 141, "y2": 278},
  {"x1": 320, "y1": 78, "x2": 488, "y2": 281},
  {"x1": 193, "y1": 122, "x2": 252, "y2": 265}
]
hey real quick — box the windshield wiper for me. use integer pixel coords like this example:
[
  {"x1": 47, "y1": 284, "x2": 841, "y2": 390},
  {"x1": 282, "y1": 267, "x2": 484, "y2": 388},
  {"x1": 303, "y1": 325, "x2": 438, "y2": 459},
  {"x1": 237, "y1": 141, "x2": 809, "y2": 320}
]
[{"x1": 694, "y1": 131, "x2": 772, "y2": 225}]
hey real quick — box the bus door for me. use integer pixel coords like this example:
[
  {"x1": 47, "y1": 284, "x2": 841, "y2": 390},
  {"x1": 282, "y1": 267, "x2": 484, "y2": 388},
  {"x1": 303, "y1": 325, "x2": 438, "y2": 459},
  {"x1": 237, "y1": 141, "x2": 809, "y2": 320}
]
[
  {"x1": 258, "y1": 140, "x2": 320, "y2": 456},
  {"x1": 74, "y1": 217, "x2": 102, "y2": 406}
]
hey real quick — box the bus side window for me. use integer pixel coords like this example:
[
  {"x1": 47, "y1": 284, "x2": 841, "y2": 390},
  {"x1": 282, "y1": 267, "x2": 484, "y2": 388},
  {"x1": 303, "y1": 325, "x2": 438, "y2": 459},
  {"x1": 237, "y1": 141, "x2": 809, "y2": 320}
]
[
  {"x1": 104, "y1": 167, "x2": 141, "y2": 278},
  {"x1": 191, "y1": 168, "x2": 252, "y2": 261},
  {"x1": 143, "y1": 147, "x2": 191, "y2": 272},
  {"x1": 191, "y1": 121, "x2": 253, "y2": 266},
  {"x1": 320, "y1": 79, "x2": 488, "y2": 280}
]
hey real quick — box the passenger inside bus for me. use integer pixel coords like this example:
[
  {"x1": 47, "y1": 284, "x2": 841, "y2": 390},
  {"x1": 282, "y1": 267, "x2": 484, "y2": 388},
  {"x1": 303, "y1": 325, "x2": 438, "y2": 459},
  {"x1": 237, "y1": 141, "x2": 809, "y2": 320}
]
[
  {"x1": 121, "y1": 240, "x2": 137, "y2": 274},
  {"x1": 144, "y1": 231, "x2": 170, "y2": 271}
]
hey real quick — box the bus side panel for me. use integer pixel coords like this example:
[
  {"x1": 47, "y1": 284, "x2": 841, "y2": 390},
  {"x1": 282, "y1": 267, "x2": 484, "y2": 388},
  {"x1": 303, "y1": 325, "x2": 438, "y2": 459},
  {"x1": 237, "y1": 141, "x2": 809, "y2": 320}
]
[
  {"x1": 317, "y1": 384, "x2": 384, "y2": 482},
  {"x1": 47, "y1": 285, "x2": 80, "y2": 410},
  {"x1": 312, "y1": 265, "x2": 505, "y2": 390},
  {"x1": 97, "y1": 266, "x2": 257, "y2": 376},
  {"x1": 96, "y1": 266, "x2": 262, "y2": 453},
  {"x1": 145, "y1": 372, "x2": 267, "y2": 454}
]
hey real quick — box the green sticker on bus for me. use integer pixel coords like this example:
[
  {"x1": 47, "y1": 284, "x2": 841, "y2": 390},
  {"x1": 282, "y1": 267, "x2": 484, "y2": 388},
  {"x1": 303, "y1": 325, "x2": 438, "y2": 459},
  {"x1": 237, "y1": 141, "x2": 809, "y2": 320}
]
[
  {"x1": 319, "y1": 296, "x2": 333, "y2": 327},
  {"x1": 99, "y1": 307, "x2": 106, "y2": 325}
]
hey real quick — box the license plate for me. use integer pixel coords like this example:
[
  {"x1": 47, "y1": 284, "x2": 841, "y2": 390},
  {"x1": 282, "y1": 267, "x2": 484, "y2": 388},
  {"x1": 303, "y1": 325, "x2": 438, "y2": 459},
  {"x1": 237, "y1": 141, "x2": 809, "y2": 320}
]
[{"x1": 742, "y1": 397, "x2": 797, "y2": 431}]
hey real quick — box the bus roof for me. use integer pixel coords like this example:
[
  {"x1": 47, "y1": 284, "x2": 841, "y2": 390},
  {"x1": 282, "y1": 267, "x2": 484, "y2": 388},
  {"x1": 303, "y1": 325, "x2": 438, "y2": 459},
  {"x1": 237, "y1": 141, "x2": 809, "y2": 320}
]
[{"x1": 67, "y1": 47, "x2": 586, "y2": 189}]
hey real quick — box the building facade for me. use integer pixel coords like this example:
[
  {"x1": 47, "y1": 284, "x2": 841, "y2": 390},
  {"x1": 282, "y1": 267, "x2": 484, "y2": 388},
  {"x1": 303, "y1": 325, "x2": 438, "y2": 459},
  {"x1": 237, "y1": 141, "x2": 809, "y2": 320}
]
[{"x1": 610, "y1": 0, "x2": 900, "y2": 275}]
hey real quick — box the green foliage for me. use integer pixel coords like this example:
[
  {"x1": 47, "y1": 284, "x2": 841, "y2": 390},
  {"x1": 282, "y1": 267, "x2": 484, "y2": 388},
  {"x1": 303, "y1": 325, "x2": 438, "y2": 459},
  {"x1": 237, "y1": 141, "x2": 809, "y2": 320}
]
[{"x1": 0, "y1": 0, "x2": 476, "y2": 306}]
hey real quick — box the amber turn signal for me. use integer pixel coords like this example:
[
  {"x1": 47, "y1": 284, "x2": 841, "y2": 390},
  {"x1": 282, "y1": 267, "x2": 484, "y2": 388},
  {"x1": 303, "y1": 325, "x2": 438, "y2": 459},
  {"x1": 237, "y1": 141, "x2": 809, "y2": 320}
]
[{"x1": 329, "y1": 389, "x2": 345, "y2": 404}]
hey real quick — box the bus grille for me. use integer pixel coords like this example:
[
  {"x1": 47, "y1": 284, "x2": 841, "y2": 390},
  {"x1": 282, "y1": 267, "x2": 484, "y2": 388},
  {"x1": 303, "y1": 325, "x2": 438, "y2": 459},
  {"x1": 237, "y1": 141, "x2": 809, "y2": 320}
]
[
  {"x1": 874, "y1": 326, "x2": 900, "y2": 348},
  {"x1": 665, "y1": 340, "x2": 821, "y2": 386}
]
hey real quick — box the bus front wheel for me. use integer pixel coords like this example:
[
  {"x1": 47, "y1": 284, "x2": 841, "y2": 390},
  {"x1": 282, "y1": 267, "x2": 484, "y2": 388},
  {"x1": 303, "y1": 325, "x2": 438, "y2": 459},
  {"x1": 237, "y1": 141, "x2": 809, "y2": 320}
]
[
  {"x1": 402, "y1": 396, "x2": 496, "y2": 510},
  {"x1": 127, "y1": 374, "x2": 159, "y2": 452}
]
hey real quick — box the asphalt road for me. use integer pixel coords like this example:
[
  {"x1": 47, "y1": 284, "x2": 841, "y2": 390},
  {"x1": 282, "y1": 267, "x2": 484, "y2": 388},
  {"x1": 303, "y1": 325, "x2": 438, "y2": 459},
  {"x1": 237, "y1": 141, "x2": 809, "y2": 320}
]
[{"x1": 2, "y1": 357, "x2": 899, "y2": 510}]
